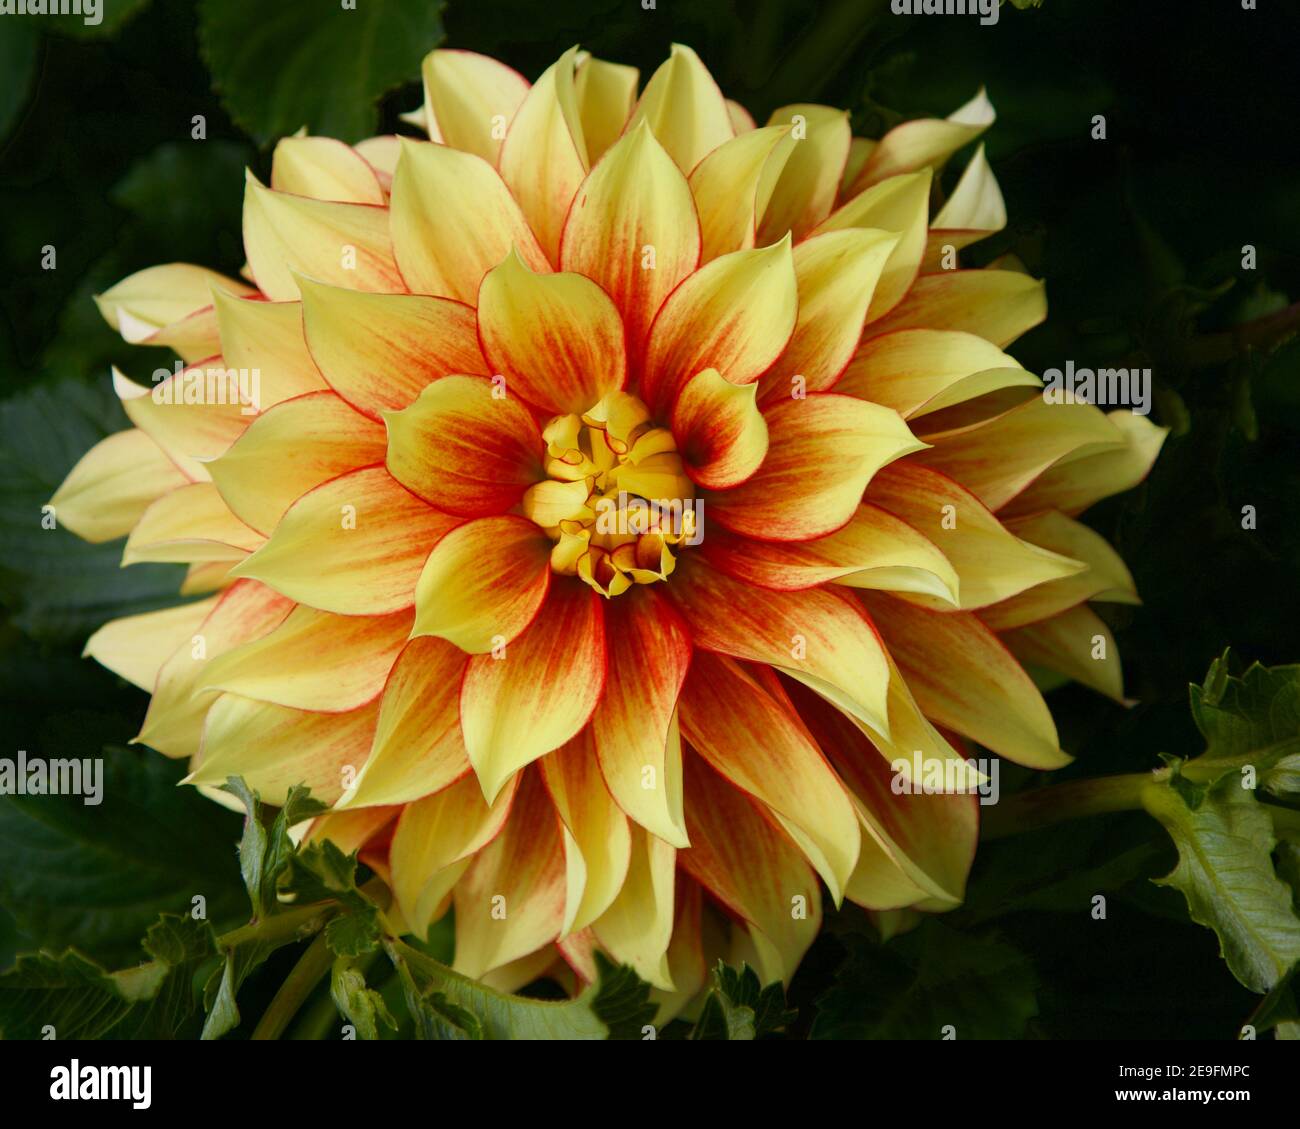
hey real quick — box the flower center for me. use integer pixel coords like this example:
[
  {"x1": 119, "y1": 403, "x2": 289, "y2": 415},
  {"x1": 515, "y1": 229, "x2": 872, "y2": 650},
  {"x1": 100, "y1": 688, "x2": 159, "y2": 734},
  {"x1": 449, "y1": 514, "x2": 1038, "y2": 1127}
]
[{"x1": 521, "y1": 392, "x2": 699, "y2": 598}]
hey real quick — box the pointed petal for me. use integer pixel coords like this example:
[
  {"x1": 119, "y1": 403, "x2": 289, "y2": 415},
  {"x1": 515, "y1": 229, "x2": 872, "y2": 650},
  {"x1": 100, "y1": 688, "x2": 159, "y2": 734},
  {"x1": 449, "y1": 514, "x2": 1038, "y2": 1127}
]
[
  {"x1": 271, "y1": 136, "x2": 386, "y2": 204},
  {"x1": 867, "y1": 463, "x2": 1085, "y2": 611},
  {"x1": 680, "y1": 653, "x2": 860, "y2": 904},
  {"x1": 864, "y1": 593, "x2": 1069, "y2": 769},
  {"x1": 207, "y1": 391, "x2": 386, "y2": 535},
  {"x1": 420, "y1": 49, "x2": 530, "y2": 163},
  {"x1": 757, "y1": 104, "x2": 851, "y2": 242},
  {"x1": 1001, "y1": 603, "x2": 1127, "y2": 703},
  {"x1": 453, "y1": 770, "x2": 566, "y2": 978},
  {"x1": 627, "y1": 43, "x2": 734, "y2": 173},
  {"x1": 389, "y1": 138, "x2": 549, "y2": 303},
  {"x1": 299, "y1": 277, "x2": 485, "y2": 419},
  {"x1": 592, "y1": 824, "x2": 677, "y2": 990},
  {"x1": 242, "y1": 171, "x2": 402, "y2": 299},
  {"x1": 540, "y1": 727, "x2": 632, "y2": 935},
  {"x1": 837, "y1": 328, "x2": 1037, "y2": 418},
  {"x1": 199, "y1": 606, "x2": 412, "y2": 712},
  {"x1": 339, "y1": 636, "x2": 471, "y2": 809},
  {"x1": 212, "y1": 291, "x2": 329, "y2": 404},
  {"x1": 123, "y1": 482, "x2": 262, "y2": 564},
  {"x1": 668, "y1": 554, "x2": 891, "y2": 737},
  {"x1": 96, "y1": 264, "x2": 252, "y2": 363},
  {"x1": 559, "y1": 122, "x2": 701, "y2": 358},
  {"x1": 679, "y1": 750, "x2": 821, "y2": 986},
  {"x1": 670, "y1": 367, "x2": 768, "y2": 490},
  {"x1": 708, "y1": 393, "x2": 924, "y2": 542},
  {"x1": 641, "y1": 238, "x2": 797, "y2": 415},
  {"x1": 383, "y1": 375, "x2": 544, "y2": 517},
  {"x1": 231, "y1": 466, "x2": 462, "y2": 615},
  {"x1": 924, "y1": 143, "x2": 1006, "y2": 269},
  {"x1": 412, "y1": 514, "x2": 553, "y2": 653},
  {"x1": 864, "y1": 269, "x2": 1047, "y2": 348},
  {"x1": 574, "y1": 56, "x2": 638, "y2": 165},
  {"x1": 84, "y1": 597, "x2": 219, "y2": 692},
  {"x1": 460, "y1": 579, "x2": 606, "y2": 804},
  {"x1": 391, "y1": 771, "x2": 518, "y2": 938},
  {"x1": 49, "y1": 429, "x2": 190, "y2": 543},
  {"x1": 499, "y1": 46, "x2": 589, "y2": 263},
  {"x1": 688, "y1": 125, "x2": 796, "y2": 261},
  {"x1": 477, "y1": 250, "x2": 627, "y2": 414}
]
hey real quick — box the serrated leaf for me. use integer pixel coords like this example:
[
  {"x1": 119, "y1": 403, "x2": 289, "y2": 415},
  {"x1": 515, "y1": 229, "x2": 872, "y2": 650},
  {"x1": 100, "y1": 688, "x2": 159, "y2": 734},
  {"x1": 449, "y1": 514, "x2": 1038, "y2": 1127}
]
[
  {"x1": 1145, "y1": 778, "x2": 1300, "y2": 994},
  {"x1": 0, "y1": 915, "x2": 217, "y2": 1039},
  {"x1": 1188, "y1": 653, "x2": 1300, "y2": 777},
  {"x1": 812, "y1": 921, "x2": 1038, "y2": 1040},
  {"x1": 588, "y1": 952, "x2": 657, "y2": 1039},
  {"x1": 197, "y1": 0, "x2": 444, "y2": 144},
  {"x1": 690, "y1": 962, "x2": 794, "y2": 1040},
  {"x1": 331, "y1": 960, "x2": 397, "y2": 1041}
]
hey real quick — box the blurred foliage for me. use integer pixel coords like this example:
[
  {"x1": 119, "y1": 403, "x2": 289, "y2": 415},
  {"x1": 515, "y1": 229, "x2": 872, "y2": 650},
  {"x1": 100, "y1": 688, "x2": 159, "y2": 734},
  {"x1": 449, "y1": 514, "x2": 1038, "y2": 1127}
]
[{"x1": 0, "y1": 0, "x2": 1298, "y2": 1038}]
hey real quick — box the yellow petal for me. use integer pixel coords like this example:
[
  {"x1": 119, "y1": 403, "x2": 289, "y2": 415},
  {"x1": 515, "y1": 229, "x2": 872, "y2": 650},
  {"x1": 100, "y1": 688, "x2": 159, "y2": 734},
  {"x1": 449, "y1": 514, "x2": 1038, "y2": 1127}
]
[
  {"x1": 592, "y1": 824, "x2": 677, "y2": 990},
  {"x1": 49, "y1": 429, "x2": 189, "y2": 543},
  {"x1": 389, "y1": 137, "x2": 549, "y2": 303},
  {"x1": 241, "y1": 171, "x2": 402, "y2": 300},
  {"x1": 1002, "y1": 604, "x2": 1127, "y2": 703},
  {"x1": 212, "y1": 291, "x2": 329, "y2": 405},
  {"x1": 574, "y1": 55, "x2": 638, "y2": 165},
  {"x1": 420, "y1": 48, "x2": 530, "y2": 163},
  {"x1": 84, "y1": 597, "x2": 219, "y2": 692},
  {"x1": 270, "y1": 136, "x2": 386, "y2": 204},
  {"x1": 688, "y1": 125, "x2": 796, "y2": 262},
  {"x1": 865, "y1": 268, "x2": 1047, "y2": 348},
  {"x1": 123, "y1": 482, "x2": 263, "y2": 565},
  {"x1": 412, "y1": 514, "x2": 553, "y2": 653},
  {"x1": 923, "y1": 143, "x2": 1006, "y2": 269},
  {"x1": 232, "y1": 466, "x2": 462, "y2": 615},
  {"x1": 627, "y1": 43, "x2": 734, "y2": 173},
  {"x1": 757, "y1": 104, "x2": 851, "y2": 242},
  {"x1": 671, "y1": 367, "x2": 768, "y2": 490}
]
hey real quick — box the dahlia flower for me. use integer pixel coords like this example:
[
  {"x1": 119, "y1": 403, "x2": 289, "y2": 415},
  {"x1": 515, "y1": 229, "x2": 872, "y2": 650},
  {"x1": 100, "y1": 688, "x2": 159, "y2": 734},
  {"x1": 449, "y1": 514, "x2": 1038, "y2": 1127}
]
[{"x1": 50, "y1": 43, "x2": 1165, "y2": 1011}]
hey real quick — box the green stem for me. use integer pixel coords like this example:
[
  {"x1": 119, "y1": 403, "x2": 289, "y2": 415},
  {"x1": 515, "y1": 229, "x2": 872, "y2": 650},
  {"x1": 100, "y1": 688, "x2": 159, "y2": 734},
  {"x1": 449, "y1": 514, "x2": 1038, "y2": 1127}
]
[
  {"x1": 250, "y1": 930, "x2": 335, "y2": 1041},
  {"x1": 980, "y1": 771, "x2": 1160, "y2": 840}
]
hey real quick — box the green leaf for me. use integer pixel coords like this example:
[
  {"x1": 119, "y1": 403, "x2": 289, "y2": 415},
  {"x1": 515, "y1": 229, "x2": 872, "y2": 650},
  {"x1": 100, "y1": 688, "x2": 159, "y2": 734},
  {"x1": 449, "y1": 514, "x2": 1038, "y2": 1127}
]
[
  {"x1": 384, "y1": 937, "x2": 643, "y2": 1040},
  {"x1": 0, "y1": 915, "x2": 217, "y2": 1039},
  {"x1": 0, "y1": 379, "x2": 189, "y2": 643},
  {"x1": 812, "y1": 920, "x2": 1038, "y2": 1040},
  {"x1": 690, "y1": 962, "x2": 794, "y2": 1040},
  {"x1": 1144, "y1": 777, "x2": 1300, "y2": 994},
  {"x1": 588, "y1": 951, "x2": 657, "y2": 1039},
  {"x1": 0, "y1": 745, "x2": 245, "y2": 966},
  {"x1": 1244, "y1": 960, "x2": 1300, "y2": 1038},
  {"x1": 331, "y1": 960, "x2": 397, "y2": 1041},
  {"x1": 45, "y1": 0, "x2": 153, "y2": 39},
  {"x1": 197, "y1": 0, "x2": 444, "y2": 144},
  {"x1": 1188, "y1": 652, "x2": 1300, "y2": 776},
  {"x1": 0, "y1": 23, "x2": 38, "y2": 142}
]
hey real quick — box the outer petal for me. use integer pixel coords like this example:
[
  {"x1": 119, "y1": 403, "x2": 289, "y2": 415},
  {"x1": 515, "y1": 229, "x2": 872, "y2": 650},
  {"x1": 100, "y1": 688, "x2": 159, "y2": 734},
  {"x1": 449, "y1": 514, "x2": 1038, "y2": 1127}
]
[
  {"x1": 242, "y1": 172, "x2": 403, "y2": 300},
  {"x1": 757, "y1": 104, "x2": 851, "y2": 242},
  {"x1": 813, "y1": 169, "x2": 932, "y2": 321},
  {"x1": 96, "y1": 264, "x2": 252, "y2": 362},
  {"x1": 626, "y1": 43, "x2": 734, "y2": 173},
  {"x1": 389, "y1": 138, "x2": 549, "y2": 303},
  {"x1": 419, "y1": 49, "x2": 530, "y2": 164},
  {"x1": 837, "y1": 328, "x2": 1037, "y2": 419},
  {"x1": 49, "y1": 429, "x2": 190, "y2": 543},
  {"x1": 670, "y1": 367, "x2": 768, "y2": 490},
  {"x1": 390, "y1": 770, "x2": 518, "y2": 939},
  {"x1": 1001, "y1": 603, "x2": 1127, "y2": 703},
  {"x1": 499, "y1": 46, "x2": 589, "y2": 263},
  {"x1": 700, "y1": 503, "x2": 959, "y2": 605},
  {"x1": 559, "y1": 122, "x2": 701, "y2": 358},
  {"x1": 688, "y1": 125, "x2": 795, "y2": 261},
  {"x1": 756, "y1": 227, "x2": 900, "y2": 402},
  {"x1": 453, "y1": 769, "x2": 566, "y2": 979},
  {"x1": 123, "y1": 482, "x2": 262, "y2": 565},
  {"x1": 412, "y1": 514, "x2": 553, "y2": 653},
  {"x1": 137, "y1": 580, "x2": 295, "y2": 757},
  {"x1": 867, "y1": 463, "x2": 1085, "y2": 611},
  {"x1": 679, "y1": 750, "x2": 821, "y2": 986},
  {"x1": 641, "y1": 238, "x2": 797, "y2": 415},
  {"x1": 592, "y1": 586, "x2": 691, "y2": 848},
  {"x1": 338, "y1": 636, "x2": 471, "y2": 809},
  {"x1": 84, "y1": 597, "x2": 219, "y2": 692},
  {"x1": 708, "y1": 393, "x2": 924, "y2": 542},
  {"x1": 540, "y1": 727, "x2": 632, "y2": 936},
  {"x1": 212, "y1": 291, "x2": 329, "y2": 405},
  {"x1": 914, "y1": 398, "x2": 1125, "y2": 511},
  {"x1": 864, "y1": 269, "x2": 1047, "y2": 348},
  {"x1": 980, "y1": 510, "x2": 1140, "y2": 631},
  {"x1": 271, "y1": 136, "x2": 386, "y2": 204},
  {"x1": 668, "y1": 554, "x2": 890, "y2": 737},
  {"x1": 680, "y1": 653, "x2": 860, "y2": 904},
  {"x1": 207, "y1": 391, "x2": 387, "y2": 535},
  {"x1": 1001, "y1": 411, "x2": 1169, "y2": 518},
  {"x1": 199, "y1": 606, "x2": 413, "y2": 713},
  {"x1": 592, "y1": 824, "x2": 677, "y2": 991},
  {"x1": 299, "y1": 277, "x2": 485, "y2": 419},
  {"x1": 864, "y1": 593, "x2": 1069, "y2": 769},
  {"x1": 460, "y1": 578, "x2": 606, "y2": 804},
  {"x1": 231, "y1": 466, "x2": 462, "y2": 615},
  {"x1": 477, "y1": 251, "x2": 627, "y2": 414},
  {"x1": 189, "y1": 695, "x2": 380, "y2": 806},
  {"x1": 924, "y1": 143, "x2": 1007, "y2": 269},
  {"x1": 383, "y1": 375, "x2": 544, "y2": 516},
  {"x1": 574, "y1": 55, "x2": 638, "y2": 165}
]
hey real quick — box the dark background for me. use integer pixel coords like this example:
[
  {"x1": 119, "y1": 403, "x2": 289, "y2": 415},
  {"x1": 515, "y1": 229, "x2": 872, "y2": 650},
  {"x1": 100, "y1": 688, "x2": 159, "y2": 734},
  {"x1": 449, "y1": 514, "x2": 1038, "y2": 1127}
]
[{"x1": 1, "y1": 0, "x2": 1298, "y2": 1038}]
